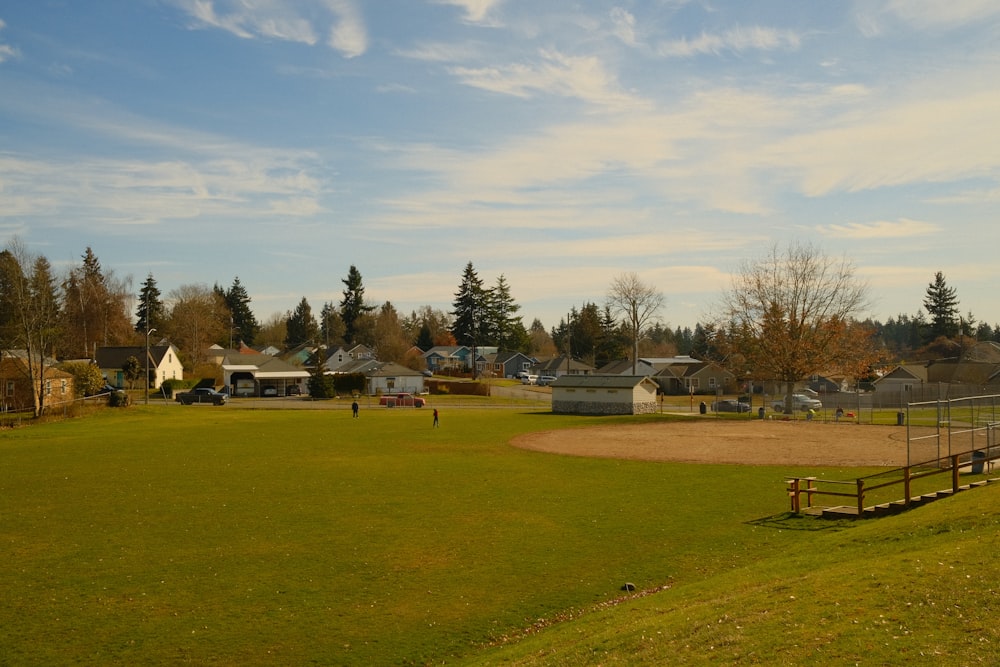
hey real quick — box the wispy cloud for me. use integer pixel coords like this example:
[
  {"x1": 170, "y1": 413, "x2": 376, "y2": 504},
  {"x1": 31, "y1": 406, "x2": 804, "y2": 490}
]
[
  {"x1": 610, "y1": 7, "x2": 638, "y2": 46},
  {"x1": 325, "y1": 0, "x2": 367, "y2": 58},
  {"x1": 433, "y1": 0, "x2": 504, "y2": 24},
  {"x1": 0, "y1": 18, "x2": 21, "y2": 63},
  {"x1": 658, "y1": 25, "x2": 802, "y2": 57},
  {"x1": 449, "y1": 49, "x2": 646, "y2": 109},
  {"x1": 172, "y1": 0, "x2": 367, "y2": 57},
  {"x1": 861, "y1": 0, "x2": 1000, "y2": 33},
  {"x1": 818, "y1": 218, "x2": 939, "y2": 239}
]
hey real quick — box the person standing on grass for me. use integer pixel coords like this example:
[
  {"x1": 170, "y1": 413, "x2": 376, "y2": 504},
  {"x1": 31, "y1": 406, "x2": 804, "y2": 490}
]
[
  {"x1": 433, "y1": 408, "x2": 439, "y2": 428},
  {"x1": 352, "y1": 400, "x2": 359, "y2": 418}
]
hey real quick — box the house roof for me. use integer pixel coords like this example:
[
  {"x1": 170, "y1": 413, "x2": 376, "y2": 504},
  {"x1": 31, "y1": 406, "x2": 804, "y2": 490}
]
[
  {"x1": 551, "y1": 374, "x2": 659, "y2": 390},
  {"x1": 367, "y1": 362, "x2": 423, "y2": 378},
  {"x1": 535, "y1": 355, "x2": 594, "y2": 373},
  {"x1": 875, "y1": 364, "x2": 928, "y2": 384},
  {"x1": 1, "y1": 353, "x2": 73, "y2": 379},
  {"x1": 95, "y1": 344, "x2": 176, "y2": 369},
  {"x1": 222, "y1": 353, "x2": 310, "y2": 379},
  {"x1": 596, "y1": 358, "x2": 655, "y2": 375}
]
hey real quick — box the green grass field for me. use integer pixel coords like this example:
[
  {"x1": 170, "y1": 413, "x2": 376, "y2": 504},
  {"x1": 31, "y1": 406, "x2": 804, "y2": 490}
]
[{"x1": 2, "y1": 404, "x2": 997, "y2": 665}]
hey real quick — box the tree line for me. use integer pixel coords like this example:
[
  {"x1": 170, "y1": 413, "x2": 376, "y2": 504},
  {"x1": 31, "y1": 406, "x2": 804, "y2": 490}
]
[{"x1": 2, "y1": 236, "x2": 995, "y2": 415}]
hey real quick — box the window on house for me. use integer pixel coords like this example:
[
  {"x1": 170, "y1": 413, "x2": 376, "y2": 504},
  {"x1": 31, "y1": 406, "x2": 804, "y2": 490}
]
[
  {"x1": 6, "y1": 381, "x2": 13, "y2": 396},
  {"x1": 45, "y1": 380, "x2": 52, "y2": 396},
  {"x1": 687, "y1": 379, "x2": 700, "y2": 390},
  {"x1": 709, "y1": 377, "x2": 717, "y2": 388},
  {"x1": 61, "y1": 380, "x2": 68, "y2": 394}
]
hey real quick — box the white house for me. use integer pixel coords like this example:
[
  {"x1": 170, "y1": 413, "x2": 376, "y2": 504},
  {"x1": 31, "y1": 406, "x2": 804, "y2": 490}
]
[
  {"x1": 95, "y1": 344, "x2": 183, "y2": 390},
  {"x1": 550, "y1": 375, "x2": 660, "y2": 415}
]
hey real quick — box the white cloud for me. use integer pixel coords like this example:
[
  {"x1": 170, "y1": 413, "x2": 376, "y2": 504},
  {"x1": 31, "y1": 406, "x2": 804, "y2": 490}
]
[
  {"x1": 818, "y1": 219, "x2": 940, "y2": 239},
  {"x1": 658, "y1": 25, "x2": 802, "y2": 58},
  {"x1": 610, "y1": 7, "x2": 638, "y2": 46},
  {"x1": 449, "y1": 49, "x2": 647, "y2": 110},
  {"x1": 0, "y1": 17, "x2": 20, "y2": 63},
  {"x1": 767, "y1": 84, "x2": 1000, "y2": 197},
  {"x1": 856, "y1": 0, "x2": 1000, "y2": 36},
  {"x1": 173, "y1": 0, "x2": 366, "y2": 56},
  {"x1": 433, "y1": 0, "x2": 503, "y2": 24},
  {"x1": 325, "y1": 0, "x2": 367, "y2": 58}
]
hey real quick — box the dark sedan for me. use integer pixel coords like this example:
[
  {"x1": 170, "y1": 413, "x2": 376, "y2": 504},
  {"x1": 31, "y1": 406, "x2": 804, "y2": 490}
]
[{"x1": 711, "y1": 399, "x2": 751, "y2": 413}]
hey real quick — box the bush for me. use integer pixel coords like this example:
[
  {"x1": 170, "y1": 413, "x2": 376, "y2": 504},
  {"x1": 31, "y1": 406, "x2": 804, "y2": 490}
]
[{"x1": 107, "y1": 390, "x2": 130, "y2": 408}]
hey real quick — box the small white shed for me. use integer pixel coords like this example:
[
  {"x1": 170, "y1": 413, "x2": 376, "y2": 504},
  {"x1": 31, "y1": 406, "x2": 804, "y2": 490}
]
[{"x1": 550, "y1": 375, "x2": 659, "y2": 415}]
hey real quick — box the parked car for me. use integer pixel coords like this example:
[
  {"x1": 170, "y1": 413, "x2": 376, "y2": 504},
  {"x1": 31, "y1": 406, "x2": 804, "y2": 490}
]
[
  {"x1": 537, "y1": 375, "x2": 558, "y2": 386},
  {"x1": 175, "y1": 387, "x2": 227, "y2": 406},
  {"x1": 772, "y1": 394, "x2": 823, "y2": 412},
  {"x1": 711, "y1": 399, "x2": 751, "y2": 413},
  {"x1": 285, "y1": 384, "x2": 302, "y2": 396},
  {"x1": 262, "y1": 386, "x2": 279, "y2": 397},
  {"x1": 521, "y1": 374, "x2": 539, "y2": 385},
  {"x1": 378, "y1": 393, "x2": 426, "y2": 407}
]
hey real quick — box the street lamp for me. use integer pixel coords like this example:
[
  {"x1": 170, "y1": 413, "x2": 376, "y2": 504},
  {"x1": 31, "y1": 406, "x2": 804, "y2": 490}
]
[{"x1": 145, "y1": 328, "x2": 156, "y2": 405}]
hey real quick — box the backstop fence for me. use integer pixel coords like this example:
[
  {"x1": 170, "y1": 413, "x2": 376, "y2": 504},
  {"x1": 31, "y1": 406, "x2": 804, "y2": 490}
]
[{"x1": 906, "y1": 394, "x2": 1000, "y2": 467}]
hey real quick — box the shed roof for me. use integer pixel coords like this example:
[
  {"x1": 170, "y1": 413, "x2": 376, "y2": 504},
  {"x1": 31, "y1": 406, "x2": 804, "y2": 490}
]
[{"x1": 551, "y1": 375, "x2": 658, "y2": 390}]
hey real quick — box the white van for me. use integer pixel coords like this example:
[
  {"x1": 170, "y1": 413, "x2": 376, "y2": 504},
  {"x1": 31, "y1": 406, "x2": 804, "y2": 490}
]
[{"x1": 521, "y1": 374, "x2": 539, "y2": 385}]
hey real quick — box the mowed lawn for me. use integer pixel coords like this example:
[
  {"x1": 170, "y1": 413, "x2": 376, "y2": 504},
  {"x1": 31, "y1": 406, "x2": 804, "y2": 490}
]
[{"x1": 3, "y1": 405, "x2": 839, "y2": 665}]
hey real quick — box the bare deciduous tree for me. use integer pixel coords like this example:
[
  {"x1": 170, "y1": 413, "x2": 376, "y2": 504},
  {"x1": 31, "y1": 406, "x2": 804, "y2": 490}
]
[
  {"x1": 717, "y1": 242, "x2": 880, "y2": 412},
  {"x1": 0, "y1": 239, "x2": 62, "y2": 416},
  {"x1": 166, "y1": 284, "x2": 228, "y2": 367},
  {"x1": 606, "y1": 272, "x2": 664, "y2": 375}
]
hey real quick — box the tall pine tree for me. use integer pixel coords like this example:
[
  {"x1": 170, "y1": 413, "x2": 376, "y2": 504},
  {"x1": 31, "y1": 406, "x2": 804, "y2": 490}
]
[
  {"x1": 135, "y1": 273, "x2": 166, "y2": 335},
  {"x1": 285, "y1": 297, "x2": 319, "y2": 348},
  {"x1": 340, "y1": 265, "x2": 374, "y2": 345},
  {"x1": 224, "y1": 277, "x2": 259, "y2": 346},
  {"x1": 923, "y1": 271, "x2": 960, "y2": 342},
  {"x1": 450, "y1": 262, "x2": 486, "y2": 348}
]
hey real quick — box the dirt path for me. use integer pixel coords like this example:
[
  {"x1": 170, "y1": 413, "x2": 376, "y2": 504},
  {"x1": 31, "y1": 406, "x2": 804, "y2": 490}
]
[{"x1": 511, "y1": 419, "x2": 909, "y2": 467}]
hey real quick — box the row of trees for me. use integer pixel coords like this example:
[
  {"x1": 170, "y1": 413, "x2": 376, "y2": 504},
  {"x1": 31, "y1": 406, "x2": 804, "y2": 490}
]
[{"x1": 2, "y1": 233, "x2": 994, "y2": 416}]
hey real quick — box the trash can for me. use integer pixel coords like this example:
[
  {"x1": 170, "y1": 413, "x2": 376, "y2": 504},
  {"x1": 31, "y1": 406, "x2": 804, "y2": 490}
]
[
  {"x1": 699, "y1": 401, "x2": 707, "y2": 415},
  {"x1": 971, "y1": 450, "x2": 986, "y2": 475},
  {"x1": 758, "y1": 406, "x2": 766, "y2": 420},
  {"x1": 896, "y1": 411, "x2": 905, "y2": 426}
]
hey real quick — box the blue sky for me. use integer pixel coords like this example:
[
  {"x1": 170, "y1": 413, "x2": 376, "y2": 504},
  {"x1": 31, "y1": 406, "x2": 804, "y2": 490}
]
[{"x1": 2, "y1": 1, "x2": 999, "y2": 332}]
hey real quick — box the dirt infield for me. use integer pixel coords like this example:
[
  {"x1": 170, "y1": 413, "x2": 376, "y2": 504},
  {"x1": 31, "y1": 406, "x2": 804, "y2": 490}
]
[{"x1": 510, "y1": 419, "x2": 910, "y2": 467}]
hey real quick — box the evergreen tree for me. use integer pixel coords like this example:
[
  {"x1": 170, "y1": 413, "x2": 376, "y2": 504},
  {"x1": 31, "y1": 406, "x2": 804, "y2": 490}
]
[
  {"x1": 487, "y1": 274, "x2": 523, "y2": 351},
  {"x1": 61, "y1": 247, "x2": 132, "y2": 357},
  {"x1": 340, "y1": 265, "x2": 375, "y2": 345},
  {"x1": 320, "y1": 301, "x2": 346, "y2": 348},
  {"x1": 224, "y1": 277, "x2": 259, "y2": 346},
  {"x1": 923, "y1": 271, "x2": 960, "y2": 341},
  {"x1": 416, "y1": 323, "x2": 434, "y2": 351},
  {"x1": 135, "y1": 273, "x2": 166, "y2": 335},
  {"x1": 285, "y1": 297, "x2": 319, "y2": 348},
  {"x1": 598, "y1": 305, "x2": 628, "y2": 364},
  {"x1": 450, "y1": 262, "x2": 486, "y2": 348}
]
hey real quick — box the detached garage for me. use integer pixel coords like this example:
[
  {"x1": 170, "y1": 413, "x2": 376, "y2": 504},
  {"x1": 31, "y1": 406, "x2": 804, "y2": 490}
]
[{"x1": 551, "y1": 375, "x2": 659, "y2": 415}]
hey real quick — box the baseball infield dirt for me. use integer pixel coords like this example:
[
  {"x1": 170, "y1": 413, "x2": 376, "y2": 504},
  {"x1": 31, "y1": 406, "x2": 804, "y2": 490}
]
[{"x1": 511, "y1": 419, "x2": 909, "y2": 467}]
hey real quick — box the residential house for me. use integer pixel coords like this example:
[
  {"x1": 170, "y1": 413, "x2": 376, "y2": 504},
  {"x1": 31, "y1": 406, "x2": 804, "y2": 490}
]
[
  {"x1": 483, "y1": 351, "x2": 536, "y2": 379},
  {"x1": 873, "y1": 363, "x2": 926, "y2": 395},
  {"x1": 551, "y1": 375, "x2": 660, "y2": 415},
  {"x1": 322, "y1": 344, "x2": 377, "y2": 373},
  {"x1": 366, "y1": 362, "x2": 426, "y2": 395},
  {"x1": 422, "y1": 346, "x2": 471, "y2": 374},
  {"x1": 655, "y1": 360, "x2": 736, "y2": 395},
  {"x1": 95, "y1": 344, "x2": 183, "y2": 390},
  {"x1": 1, "y1": 351, "x2": 76, "y2": 412},
  {"x1": 533, "y1": 354, "x2": 594, "y2": 378},
  {"x1": 596, "y1": 358, "x2": 657, "y2": 376}
]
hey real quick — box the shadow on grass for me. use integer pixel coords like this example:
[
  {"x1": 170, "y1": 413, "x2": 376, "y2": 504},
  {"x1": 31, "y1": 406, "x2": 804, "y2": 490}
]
[{"x1": 746, "y1": 512, "x2": 856, "y2": 532}]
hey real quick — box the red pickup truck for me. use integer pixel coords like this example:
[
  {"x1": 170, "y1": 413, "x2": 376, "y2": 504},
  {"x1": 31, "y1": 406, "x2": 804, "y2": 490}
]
[{"x1": 378, "y1": 393, "x2": 426, "y2": 407}]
